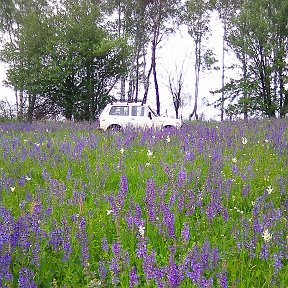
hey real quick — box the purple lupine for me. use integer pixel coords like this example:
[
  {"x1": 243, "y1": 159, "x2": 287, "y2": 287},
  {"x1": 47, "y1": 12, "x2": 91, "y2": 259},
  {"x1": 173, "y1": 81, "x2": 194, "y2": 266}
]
[
  {"x1": 118, "y1": 174, "x2": 128, "y2": 209},
  {"x1": 101, "y1": 237, "x2": 109, "y2": 253},
  {"x1": 217, "y1": 271, "x2": 228, "y2": 288},
  {"x1": 259, "y1": 243, "x2": 269, "y2": 260},
  {"x1": 210, "y1": 248, "x2": 219, "y2": 269},
  {"x1": 129, "y1": 266, "x2": 139, "y2": 288},
  {"x1": 200, "y1": 277, "x2": 213, "y2": 287},
  {"x1": 273, "y1": 252, "x2": 283, "y2": 273},
  {"x1": 143, "y1": 249, "x2": 156, "y2": 281},
  {"x1": 167, "y1": 256, "x2": 181, "y2": 287},
  {"x1": 76, "y1": 216, "x2": 89, "y2": 269},
  {"x1": 181, "y1": 222, "x2": 190, "y2": 244},
  {"x1": 112, "y1": 241, "x2": 121, "y2": 256},
  {"x1": 49, "y1": 227, "x2": 64, "y2": 251},
  {"x1": 0, "y1": 252, "x2": 13, "y2": 285},
  {"x1": 201, "y1": 239, "x2": 210, "y2": 270},
  {"x1": 161, "y1": 203, "x2": 175, "y2": 238},
  {"x1": 154, "y1": 267, "x2": 166, "y2": 288},
  {"x1": 145, "y1": 178, "x2": 157, "y2": 222},
  {"x1": 109, "y1": 257, "x2": 120, "y2": 285},
  {"x1": 177, "y1": 170, "x2": 187, "y2": 187},
  {"x1": 187, "y1": 262, "x2": 202, "y2": 285},
  {"x1": 18, "y1": 267, "x2": 37, "y2": 288},
  {"x1": 136, "y1": 237, "x2": 147, "y2": 258},
  {"x1": 98, "y1": 260, "x2": 107, "y2": 283},
  {"x1": 185, "y1": 190, "x2": 195, "y2": 216},
  {"x1": 62, "y1": 218, "x2": 72, "y2": 262}
]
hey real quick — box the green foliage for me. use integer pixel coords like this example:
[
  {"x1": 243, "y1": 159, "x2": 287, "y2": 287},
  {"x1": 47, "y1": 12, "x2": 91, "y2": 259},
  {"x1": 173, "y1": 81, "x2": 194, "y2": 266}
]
[{"x1": 1, "y1": 0, "x2": 130, "y2": 121}]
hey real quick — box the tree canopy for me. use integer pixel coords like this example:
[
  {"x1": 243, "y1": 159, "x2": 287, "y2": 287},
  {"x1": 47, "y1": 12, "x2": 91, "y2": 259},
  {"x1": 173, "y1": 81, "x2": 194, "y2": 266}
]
[{"x1": 0, "y1": 0, "x2": 288, "y2": 121}]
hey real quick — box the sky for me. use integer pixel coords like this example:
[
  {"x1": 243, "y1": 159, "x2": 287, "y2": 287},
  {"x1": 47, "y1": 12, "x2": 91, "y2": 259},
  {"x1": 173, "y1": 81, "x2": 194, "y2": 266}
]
[{"x1": 0, "y1": 12, "x2": 229, "y2": 121}]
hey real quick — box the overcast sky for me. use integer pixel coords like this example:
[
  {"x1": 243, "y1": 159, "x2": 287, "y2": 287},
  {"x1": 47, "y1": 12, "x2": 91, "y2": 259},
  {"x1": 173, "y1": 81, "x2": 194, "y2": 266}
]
[{"x1": 0, "y1": 12, "x2": 232, "y2": 120}]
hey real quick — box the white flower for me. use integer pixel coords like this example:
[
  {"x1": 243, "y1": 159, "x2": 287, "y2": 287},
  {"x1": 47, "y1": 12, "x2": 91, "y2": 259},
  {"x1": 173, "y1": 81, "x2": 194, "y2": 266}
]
[
  {"x1": 232, "y1": 157, "x2": 237, "y2": 163},
  {"x1": 138, "y1": 225, "x2": 145, "y2": 237},
  {"x1": 264, "y1": 139, "x2": 269, "y2": 143},
  {"x1": 267, "y1": 186, "x2": 273, "y2": 195},
  {"x1": 10, "y1": 187, "x2": 15, "y2": 192},
  {"x1": 242, "y1": 137, "x2": 248, "y2": 145},
  {"x1": 147, "y1": 149, "x2": 153, "y2": 158},
  {"x1": 106, "y1": 209, "x2": 113, "y2": 215},
  {"x1": 25, "y1": 176, "x2": 31, "y2": 181},
  {"x1": 262, "y1": 229, "x2": 272, "y2": 242},
  {"x1": 166, "y1": 135, "x2": 171, "y2": 143},
  {"x1": 145, "y1": 162, "x2": 151, "y2": 167},
  {"x1": 120, "y1": 147, "x2": 125, "y2": 154}
]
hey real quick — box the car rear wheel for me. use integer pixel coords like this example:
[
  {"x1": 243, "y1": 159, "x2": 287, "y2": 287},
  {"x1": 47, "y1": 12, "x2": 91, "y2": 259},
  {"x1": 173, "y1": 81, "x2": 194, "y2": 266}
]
[{"x1": 107, "y1": 124, "x2": 122, "y2": 132}]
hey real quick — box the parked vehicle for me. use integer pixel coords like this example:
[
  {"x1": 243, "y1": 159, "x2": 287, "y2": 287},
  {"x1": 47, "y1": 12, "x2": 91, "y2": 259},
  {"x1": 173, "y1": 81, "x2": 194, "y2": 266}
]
[{"x1": 99, "y1": 102, "x2": 182, "y2": 131}]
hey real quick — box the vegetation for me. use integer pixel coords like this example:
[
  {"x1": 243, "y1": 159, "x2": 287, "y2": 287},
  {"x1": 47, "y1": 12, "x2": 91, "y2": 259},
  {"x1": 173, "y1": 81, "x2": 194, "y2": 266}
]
[
  {"x1": 0, "y1": 120, "x2": 287, "y2": 287},
  {"x1": 0, "y1": 0, "x2": 288, "y2": 120}
]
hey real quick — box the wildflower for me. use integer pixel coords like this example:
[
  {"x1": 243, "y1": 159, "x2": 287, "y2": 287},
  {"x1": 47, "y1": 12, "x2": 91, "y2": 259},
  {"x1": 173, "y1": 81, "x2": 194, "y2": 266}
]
[
  {"x1": 147, "y1": 149, "x2": 153, "y2": 158},
  {"x1": 181, "y1": 222, "x2": 190, "y2": 243},
  {"x1": 129, "y1": 266, "x2": 139, "y2": 288},
  {"x1": 25, "y1": 176, "x2": 31, "y2": 181},
  {"x1": 138, "y1": 225, "x2": 145, "y2": 237},
  {"x1": 232, "y1": 157, "x2": 237, "y2": 163},
  {"x1": 266, "y1": 186, "x2": 273, "y2": 195},
  {"x1": 145, "y1": 162, "x2": 151, "y2": 167},
  {"x1": 242, "y1": 137, "x2": 247, "y2": 145},
  {"x1": 10, "y1": 187, "x2": 15, "y2": 192},
  {"x1": 107, "y1": 209, "x2": 113, "y2": 215},
  {"x1": 120, "y1": 147, "x2": 125, "y2": 154},
  {"x1": 262, "y1": 229, "x2": 272, "y2": 242},
  {"x1": 166, "y1": 135, "x2": 171, "y2": 143}
]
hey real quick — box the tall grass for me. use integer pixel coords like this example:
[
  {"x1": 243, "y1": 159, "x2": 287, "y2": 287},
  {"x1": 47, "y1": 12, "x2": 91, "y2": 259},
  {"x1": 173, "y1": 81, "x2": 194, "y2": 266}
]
[{"x1": 0, "y1": 119, "x2": 287, "y2": 287}]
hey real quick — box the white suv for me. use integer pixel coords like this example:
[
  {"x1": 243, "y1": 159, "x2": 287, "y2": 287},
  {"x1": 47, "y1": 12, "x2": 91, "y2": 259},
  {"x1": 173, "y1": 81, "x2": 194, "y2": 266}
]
[{"x1": 99, "y1": 102, "x2": 182, "y2": 131}]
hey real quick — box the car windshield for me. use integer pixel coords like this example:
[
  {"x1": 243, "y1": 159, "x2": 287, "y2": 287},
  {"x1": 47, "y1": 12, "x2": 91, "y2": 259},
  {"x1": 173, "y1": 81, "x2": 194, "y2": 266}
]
[{"x1": 148, "y1": 106, "x2": 157, "y2": 116}]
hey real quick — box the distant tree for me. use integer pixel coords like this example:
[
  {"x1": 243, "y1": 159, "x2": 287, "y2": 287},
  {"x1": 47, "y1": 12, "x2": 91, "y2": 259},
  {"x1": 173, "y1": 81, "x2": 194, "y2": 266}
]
[
  {"x1": 184, "y1": 0, "x2": 214, "y2": 120},
  {"x1": 102, "y1": 0, "x2": 150, "y2": 102},
  {"x1": 142, "y1": 0, "x2": 181, "y2": 116},
  {"x1": 225, "y1": 0, "x2": 288, "y2": 118},
  {"x1": 1, "y1": 0, "x2": 130, "y2": 121},
  {"x1": 213, "y1": 0, "x2": 244, "y2": 121},
  {"x1": 0, "y1": 0, "x2": 49, "y2": 119},
  {"x1": 167, "y1": 62, "x2": 186, "y2": 119}
]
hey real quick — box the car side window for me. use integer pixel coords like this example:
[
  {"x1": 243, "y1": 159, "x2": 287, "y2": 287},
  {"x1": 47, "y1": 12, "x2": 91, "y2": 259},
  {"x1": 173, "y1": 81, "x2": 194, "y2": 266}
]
[
  {"x1": 109, "y1": 106, "x2": 129, "y2": 116},
  {"x1": 132, "y1": 106, "x2": 145, "y2": 117}
]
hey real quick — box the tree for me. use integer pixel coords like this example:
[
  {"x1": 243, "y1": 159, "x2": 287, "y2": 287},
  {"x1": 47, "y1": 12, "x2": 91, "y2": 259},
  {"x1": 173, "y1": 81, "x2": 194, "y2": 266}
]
[
  {"x1": 167, "y1": 62, "x2": 186, "y2": 119},
  {"x1": 213, "y1": 0, "x2": 244, "y2": 120},
  {"x1": 142, "y1": 0, "x2": 181, "y2": 116},
  {"x1": 0, "y1": 0, "x2": 49, "y2": 119},
  {"x1": 184, "y1": 0, "x2": 213, "y2": 120},
  {"x1": 1, "y1": 0, "x2": 130, "y2": 121}
]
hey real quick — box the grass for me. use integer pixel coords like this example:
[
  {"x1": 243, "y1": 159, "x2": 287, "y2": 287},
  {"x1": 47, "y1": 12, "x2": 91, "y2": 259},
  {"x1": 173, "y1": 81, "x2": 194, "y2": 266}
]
[{"x1": 0, "y1": 119, "x2": 287, "y2": 287}]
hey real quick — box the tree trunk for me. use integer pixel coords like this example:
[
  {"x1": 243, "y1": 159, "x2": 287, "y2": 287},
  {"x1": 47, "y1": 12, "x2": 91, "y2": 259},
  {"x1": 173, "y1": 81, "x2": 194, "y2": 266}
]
[
  {"x1": 221, "y1": 19, "x2": 227, "y2": 122},
  {"x1": 190, "y1": 36, "x2": 201, "y2": 121},
  {"x1": 27, "y1": 93, "x2": 36, "y2": 122},
  {"x1": 242, "y1": 52, "x2": 248, "y2": 121}
]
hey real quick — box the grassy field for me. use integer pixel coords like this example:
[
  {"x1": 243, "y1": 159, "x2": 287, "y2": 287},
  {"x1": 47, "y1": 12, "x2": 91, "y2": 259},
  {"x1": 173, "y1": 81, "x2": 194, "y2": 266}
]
[{"x1": 0, "y1": 119, "x2": 287, "y2": 287}]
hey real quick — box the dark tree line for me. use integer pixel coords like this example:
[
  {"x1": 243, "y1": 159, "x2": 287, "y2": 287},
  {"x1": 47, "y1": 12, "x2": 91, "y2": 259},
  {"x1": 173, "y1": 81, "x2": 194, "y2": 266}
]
[{"x1": 0, "y1": 0, "x2": 288, "y2": 121}]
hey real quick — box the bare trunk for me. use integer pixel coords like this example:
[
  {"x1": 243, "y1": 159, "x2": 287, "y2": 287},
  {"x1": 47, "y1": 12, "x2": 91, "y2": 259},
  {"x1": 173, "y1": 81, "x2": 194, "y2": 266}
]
[
  {"x1": 142, "y1": 60, "x2": 153, "y2": 105},
  {"x1": 221, "y1": 20, "x2": 226, "y2": 122},
  {"x1": 27, "y1": 94, "x2": 36, "y2": 122},
  {"x1": 190, "y1": 36, "x2": 201, "y2": 121},
  {"x1": 242, "y1": 52, "x2": 248, "y2": 121}
]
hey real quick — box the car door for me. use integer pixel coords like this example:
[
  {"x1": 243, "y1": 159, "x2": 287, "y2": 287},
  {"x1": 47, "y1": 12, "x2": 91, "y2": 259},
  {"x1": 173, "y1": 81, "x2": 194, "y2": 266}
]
[{"x1": 130, "y1": 106, "x2": 153, "y2": 128}]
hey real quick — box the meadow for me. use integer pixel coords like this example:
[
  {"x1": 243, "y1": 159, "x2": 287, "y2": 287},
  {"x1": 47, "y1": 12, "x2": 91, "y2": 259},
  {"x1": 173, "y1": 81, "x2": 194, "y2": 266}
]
[{"x1": 0, "y1": 119, "x2": 287, "y2": 287}]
